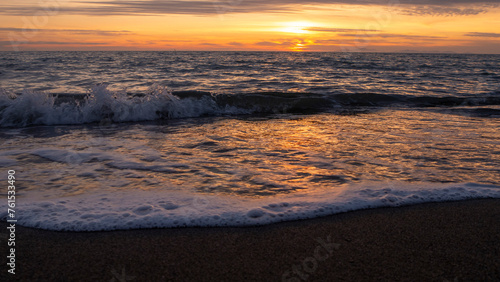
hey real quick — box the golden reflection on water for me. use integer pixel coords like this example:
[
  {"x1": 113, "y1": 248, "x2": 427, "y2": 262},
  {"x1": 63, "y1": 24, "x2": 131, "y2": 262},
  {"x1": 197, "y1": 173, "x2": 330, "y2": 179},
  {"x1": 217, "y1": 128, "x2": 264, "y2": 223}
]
[{"x1": 10, "y1": 109, "x2": 500, "y2": 197}]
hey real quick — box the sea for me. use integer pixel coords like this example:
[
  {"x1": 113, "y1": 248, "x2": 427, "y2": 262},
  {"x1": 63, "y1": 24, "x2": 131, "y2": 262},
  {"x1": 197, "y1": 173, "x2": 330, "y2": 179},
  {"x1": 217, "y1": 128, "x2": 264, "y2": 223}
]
[{"x1": 0, "y1": 51, "x2": 499, "y2": 231}]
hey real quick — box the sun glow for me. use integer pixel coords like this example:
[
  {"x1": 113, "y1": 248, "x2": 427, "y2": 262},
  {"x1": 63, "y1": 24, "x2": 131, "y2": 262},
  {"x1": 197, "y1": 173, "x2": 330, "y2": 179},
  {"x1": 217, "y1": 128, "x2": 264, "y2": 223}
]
[{"x1": 279, "y1": 21, "x2": 316, "y2": 34}]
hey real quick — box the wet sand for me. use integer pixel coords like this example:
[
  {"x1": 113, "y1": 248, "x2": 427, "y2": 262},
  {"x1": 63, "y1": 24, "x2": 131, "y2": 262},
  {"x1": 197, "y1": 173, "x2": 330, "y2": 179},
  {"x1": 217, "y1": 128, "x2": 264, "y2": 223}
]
[{"x1": 2, "y1": 199, "x2": 499, "y2": 281}]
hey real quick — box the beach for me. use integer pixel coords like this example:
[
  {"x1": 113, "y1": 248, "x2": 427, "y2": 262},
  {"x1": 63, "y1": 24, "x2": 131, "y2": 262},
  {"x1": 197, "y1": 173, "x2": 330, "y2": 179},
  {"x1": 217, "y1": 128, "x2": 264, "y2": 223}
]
[{"x1": 2, "y1": 199, "x2": 499, "y2": 281}]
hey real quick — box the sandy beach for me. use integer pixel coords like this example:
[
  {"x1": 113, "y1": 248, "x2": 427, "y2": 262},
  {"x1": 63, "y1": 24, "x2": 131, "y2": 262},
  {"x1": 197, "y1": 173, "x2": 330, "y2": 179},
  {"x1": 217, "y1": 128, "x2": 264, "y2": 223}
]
[{"x1": 1, "y1": 199, "x2": 499, "y2": 281}]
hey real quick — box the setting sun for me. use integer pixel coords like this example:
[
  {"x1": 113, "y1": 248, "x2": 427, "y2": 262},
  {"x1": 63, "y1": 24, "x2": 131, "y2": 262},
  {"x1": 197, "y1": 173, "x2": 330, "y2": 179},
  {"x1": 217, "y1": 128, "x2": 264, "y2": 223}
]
[{"x1": 278, "y1": 21, "x2": 316, "y2": 34}]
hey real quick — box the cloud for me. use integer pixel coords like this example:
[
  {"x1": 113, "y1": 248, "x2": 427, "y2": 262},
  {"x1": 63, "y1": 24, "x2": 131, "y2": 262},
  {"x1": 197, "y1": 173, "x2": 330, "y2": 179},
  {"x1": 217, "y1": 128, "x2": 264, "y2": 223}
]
[
  {"x1": 255, "y1": 41, "x2": 285, "y2": 46},
  {"x1": 400, "y1": 4, "x2": 498, "y2": 16},
  {"x1": 305, "y1": 27, "x2": 379, "y2": 33},
  {"x1": 0, "y1": 41, "x2": 107, "y2": 46},
  {"x1": 255, "y1": 41, "x2": 293, "y2": 46},
  {"x1": 0, "y1": 1, "x2": 283, "y2": 16},
  {"x1": 338, "y1": 33, "x2": 446, "y2": 40},
  {"x1": 464, "y1": 32, "x2": 500, "y2": 37},
  {"x1": 0, "y1": 0, "x2": 498, "y2": 16},
  {"x1": 0, "y1": 27, "x2": 132, "y2": 36}
]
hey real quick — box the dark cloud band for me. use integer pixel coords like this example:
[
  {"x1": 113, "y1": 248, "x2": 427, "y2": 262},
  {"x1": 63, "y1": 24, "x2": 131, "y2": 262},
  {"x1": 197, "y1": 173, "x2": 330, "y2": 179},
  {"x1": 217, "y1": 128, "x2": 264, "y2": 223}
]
[
  {"x1": 0, "y1": 27, "x2": 132, "y2": 36},
  {"x1": 464, "y1": 32, "x2": 500, "y2": 37},
  {"x1": 0, "y1": 0, "x2": 498, "y2": 16}
]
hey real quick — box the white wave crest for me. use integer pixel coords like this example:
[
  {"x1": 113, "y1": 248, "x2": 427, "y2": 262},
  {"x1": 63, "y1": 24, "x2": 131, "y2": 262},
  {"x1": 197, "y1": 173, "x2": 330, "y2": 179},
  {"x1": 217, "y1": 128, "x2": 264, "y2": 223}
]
[{"x1": 0, "y1": 85, "x2": 248, "y2": 127}]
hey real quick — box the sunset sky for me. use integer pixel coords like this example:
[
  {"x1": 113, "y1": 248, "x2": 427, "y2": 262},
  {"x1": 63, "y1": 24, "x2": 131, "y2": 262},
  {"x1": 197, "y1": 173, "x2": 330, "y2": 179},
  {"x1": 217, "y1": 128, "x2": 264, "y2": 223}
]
[{"x1": 1, "y1": 0, "x2": 500, "y2": 53}]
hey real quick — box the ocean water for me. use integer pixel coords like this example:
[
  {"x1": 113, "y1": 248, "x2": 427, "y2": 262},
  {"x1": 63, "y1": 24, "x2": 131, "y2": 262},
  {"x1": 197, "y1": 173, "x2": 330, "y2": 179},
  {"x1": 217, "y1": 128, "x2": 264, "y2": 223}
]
[{"x1": 0, "y1": 51, "x2": 499, "y2": 231}]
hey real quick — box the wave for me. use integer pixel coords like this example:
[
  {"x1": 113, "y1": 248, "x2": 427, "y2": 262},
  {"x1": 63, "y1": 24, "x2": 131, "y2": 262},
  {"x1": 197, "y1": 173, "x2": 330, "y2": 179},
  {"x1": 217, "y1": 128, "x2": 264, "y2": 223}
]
[{"x1": 1, "y1": 85, "x2": 499, "y2": 127}]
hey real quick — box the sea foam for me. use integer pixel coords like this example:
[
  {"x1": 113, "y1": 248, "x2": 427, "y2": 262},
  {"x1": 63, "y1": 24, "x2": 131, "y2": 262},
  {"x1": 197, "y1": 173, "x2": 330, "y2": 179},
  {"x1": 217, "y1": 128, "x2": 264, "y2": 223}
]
[{"x1": 2, "y1": 182, "x2": 499, "y2": 231}]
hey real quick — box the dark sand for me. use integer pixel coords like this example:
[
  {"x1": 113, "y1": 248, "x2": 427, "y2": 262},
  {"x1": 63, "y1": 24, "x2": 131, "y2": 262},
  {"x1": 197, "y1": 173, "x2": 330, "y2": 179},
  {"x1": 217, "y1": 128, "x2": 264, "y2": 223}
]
[{"x1": 2, "y1": 199, "x2": 499, "y2": 281}]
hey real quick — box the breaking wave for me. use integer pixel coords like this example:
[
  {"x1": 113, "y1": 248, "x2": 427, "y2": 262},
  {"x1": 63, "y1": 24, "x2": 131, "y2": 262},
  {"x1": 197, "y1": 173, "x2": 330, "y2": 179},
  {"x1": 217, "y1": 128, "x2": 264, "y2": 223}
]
[{"x1": 1, "y1": 84, "x2": 499, "y2": 127}]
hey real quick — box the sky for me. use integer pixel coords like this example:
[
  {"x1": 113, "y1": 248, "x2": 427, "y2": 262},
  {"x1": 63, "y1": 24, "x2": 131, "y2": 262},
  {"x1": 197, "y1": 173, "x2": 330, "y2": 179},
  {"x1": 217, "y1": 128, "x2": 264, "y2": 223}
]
[{"x1": 1, "y1": 0, "x2": 500, "y2": 53}]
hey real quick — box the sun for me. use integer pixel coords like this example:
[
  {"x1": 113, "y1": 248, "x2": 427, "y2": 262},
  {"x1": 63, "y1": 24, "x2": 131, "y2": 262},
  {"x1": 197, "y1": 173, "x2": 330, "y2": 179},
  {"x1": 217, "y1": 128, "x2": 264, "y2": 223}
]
[{"x1": 278, "y1": 21, "x2": 316, "y2": 34}]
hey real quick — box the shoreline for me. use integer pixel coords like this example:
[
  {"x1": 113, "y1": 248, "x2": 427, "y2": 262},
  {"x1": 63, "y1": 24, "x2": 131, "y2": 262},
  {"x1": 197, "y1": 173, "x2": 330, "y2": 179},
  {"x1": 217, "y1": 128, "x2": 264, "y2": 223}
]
[{"x1": 2, "y1": 199, "x2": 499, "y2": 281}]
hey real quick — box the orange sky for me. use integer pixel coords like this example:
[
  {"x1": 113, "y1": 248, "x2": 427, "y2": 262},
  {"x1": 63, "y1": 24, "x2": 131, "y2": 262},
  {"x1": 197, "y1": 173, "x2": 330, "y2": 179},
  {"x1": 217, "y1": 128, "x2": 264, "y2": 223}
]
[{"x1": 1, "y1": 0, "x2": 500, "y2": 53}]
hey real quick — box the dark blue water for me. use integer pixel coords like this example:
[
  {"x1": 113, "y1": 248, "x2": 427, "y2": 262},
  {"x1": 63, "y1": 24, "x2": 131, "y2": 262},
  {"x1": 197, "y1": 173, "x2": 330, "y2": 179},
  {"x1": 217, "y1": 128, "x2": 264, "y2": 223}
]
[{"x1": 1, "y1": 51, "x2": 499, "y2": 95}]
